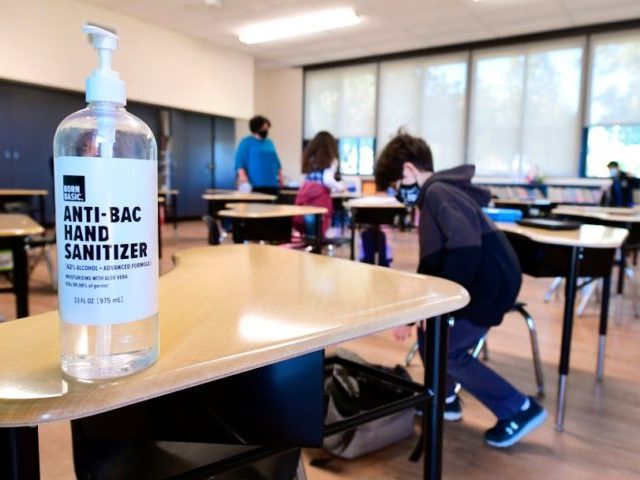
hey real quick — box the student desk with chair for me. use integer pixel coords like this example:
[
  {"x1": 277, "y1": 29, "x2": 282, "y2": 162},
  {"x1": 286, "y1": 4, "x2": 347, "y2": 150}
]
[
  {"x1": 493, "y1": 199, "x2": 555, "y2": 218},
  {"x1": 218, "y1": 203, "x2": 327, "y2": 252},
  {"x1": 0, "y1": 189, "x2": 49, "y2": 225},
  {"x1": 202, "y1": 190, "x2": 277, "y2": 245},
  {"x1": 497, "y1": 221, "x2": 628, "y2": 431},
  {"x1": 345, "y1": 197, "x2": 407, "y2": 261},
  {"x1": 0, "y1": 214, "x2": 44, "y2": 318},
  {"x1": 158, "y1": 189, "x2": 179, "y2": 233},
  {"x1": 553, "y1": 205, "x2": 640, "y2": 307},
  {"x1": 0, "y1": 245, "x2": 469, "y2": 480},
  {"x1": 278, "y1": 189, "x2": 360, "y2": 234}
]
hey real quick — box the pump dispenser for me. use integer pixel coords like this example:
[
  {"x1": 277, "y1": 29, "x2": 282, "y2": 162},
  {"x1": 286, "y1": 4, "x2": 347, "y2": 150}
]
[
  {"x1": 84, "y1": 25, "x2": 126, "y2": 105},
  {"x1": 53, "y1": 25, "x2": 159, "y2": 380}
]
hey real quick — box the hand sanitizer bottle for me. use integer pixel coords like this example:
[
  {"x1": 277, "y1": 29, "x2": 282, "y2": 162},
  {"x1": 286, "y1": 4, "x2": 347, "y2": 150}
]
[{"x1": 53, "y1": 25, "x2": 159, "y2": 379}]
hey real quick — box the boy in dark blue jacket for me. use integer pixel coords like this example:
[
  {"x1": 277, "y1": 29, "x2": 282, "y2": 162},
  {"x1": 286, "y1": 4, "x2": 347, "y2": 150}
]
[{"x1": 375, "y1": 133, "x2": 547, "y2": 448}]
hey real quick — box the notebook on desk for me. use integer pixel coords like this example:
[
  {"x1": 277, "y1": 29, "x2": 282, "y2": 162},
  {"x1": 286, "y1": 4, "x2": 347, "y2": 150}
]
[{"x1": 516, "y1": 218, "x2": 581, "y2": 231}]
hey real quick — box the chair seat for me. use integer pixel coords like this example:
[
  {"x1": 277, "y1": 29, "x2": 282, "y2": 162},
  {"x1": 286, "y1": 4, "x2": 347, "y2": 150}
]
[{"x1": 26, "y1": 235, "x2": 56, "y2": 247}]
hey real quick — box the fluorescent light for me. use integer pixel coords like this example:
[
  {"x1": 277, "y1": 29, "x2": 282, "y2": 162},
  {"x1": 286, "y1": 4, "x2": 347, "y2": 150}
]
[{"x1": 238, "y1": 7, "x2": 361, "y2": 45}]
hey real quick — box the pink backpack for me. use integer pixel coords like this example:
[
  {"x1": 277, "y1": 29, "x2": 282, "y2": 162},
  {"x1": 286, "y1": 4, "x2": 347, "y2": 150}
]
[{"x1": 293, "y1": 182, "x2": 333, "y2": 235}]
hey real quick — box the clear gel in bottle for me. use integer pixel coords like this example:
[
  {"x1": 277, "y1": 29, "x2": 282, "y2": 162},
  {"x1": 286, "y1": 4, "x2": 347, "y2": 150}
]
[{"x1": 53, "y1": 25, "x2": 159, "y2": 380}]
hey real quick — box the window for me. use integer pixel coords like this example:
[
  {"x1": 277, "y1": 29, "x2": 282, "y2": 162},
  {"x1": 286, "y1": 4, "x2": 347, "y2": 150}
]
[
  {"x1": 468, "y1": 41, "x2": 584, "y2": 177},
  {"x1": 585, "y1": 31, "x2": 640, "y2": 177},
  {"x1": 339, "y1": 137, "x2": 375, "y2": 175},
  {"x1": 378, "y1": 54, "x2": 468, "y2": 171},
  {"x1": 304, "y1": 64, "x2": 377, "y2": 175},
  {"x1": 301, "y1": 29, "x2": 640, "y2": 180}
]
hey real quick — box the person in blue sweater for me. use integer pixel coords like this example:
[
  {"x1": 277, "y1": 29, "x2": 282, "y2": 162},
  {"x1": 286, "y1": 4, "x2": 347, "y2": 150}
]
[{"x1": 235, "y1": 115, "x2": 282, "y2": 195}]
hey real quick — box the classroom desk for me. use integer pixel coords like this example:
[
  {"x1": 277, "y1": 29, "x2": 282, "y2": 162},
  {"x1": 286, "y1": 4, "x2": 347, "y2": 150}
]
[
  {"x1": 278, "y1": 189, "x2": 360, "y2": 202},
  {"x1": 493, "y1": 199, "x2": 555, "y2": 217},
  {"x1": 218, "y1": 203, "x2": 327, "y2": 252},
  {"x1": 0, "y1": 189, "x2": 48, "y2": 224},
  {"x1": 0, "y1": 245, "x2": 469, "y2": 480},
  {"x1": 552, "y1": 205, "x2": 640, "y2": 298},
  {"x1": 202, "y1": 191, "x2": 277, "y2": 245},
  {"x1": 0, "y1": 214, "x2": 44, "y2": 318},
  {"x1": 497, "y1": 222, "x2": 628, "y2": 431},
  {"x1": 278, "y1": 189, "x2": 360, "y2": 233},
  {"x1": 158, "y1": 189, "x2": 179, "y2": 232},
  {"x1": 346, "y1": 197, "x2": 408, "y2": 261}
]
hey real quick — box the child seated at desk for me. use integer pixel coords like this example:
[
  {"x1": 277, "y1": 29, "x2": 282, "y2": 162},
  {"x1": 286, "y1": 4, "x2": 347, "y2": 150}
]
[
  {"x1": 375, "y1": 132, "x2": 547, "y2": 448},
  {"x1": 294, "y1": 131, "x2": 346, "y2": 235}
]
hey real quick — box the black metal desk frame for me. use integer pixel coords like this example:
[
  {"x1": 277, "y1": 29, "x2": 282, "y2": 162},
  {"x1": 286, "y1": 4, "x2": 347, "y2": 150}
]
[
  {"x1": 0, "y1": 235, "x2": 30, "y2": 318},
  {"x1": 504, "y1": 232, "x2": 616, "y2": 431},
  {"x1": 1, "y1": 316, "x2": 450, "y2": 480},
  {"x1": 349, "y1": 206, "x2": 407, "y2": 262}
]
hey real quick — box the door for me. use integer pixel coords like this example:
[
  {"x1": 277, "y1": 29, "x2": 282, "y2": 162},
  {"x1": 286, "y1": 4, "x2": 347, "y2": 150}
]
[
  {"x1": 212, "y1": 117, "x2": 236, "y2": 190},
  {"x1": 0, "y1": 85, "x2": 11, "y2": 187},
  {"x1": 170, "y1": 110, "x2": 214, "y2": 218},
  {"x1": 1, "y1": 82, "x2": 84, "y2": 221}
]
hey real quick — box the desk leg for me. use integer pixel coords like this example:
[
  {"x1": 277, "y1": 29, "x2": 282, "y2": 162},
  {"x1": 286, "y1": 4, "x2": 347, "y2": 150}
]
[
  {"x1": 423, "y1": 316, "x2": 449, "y2": 480},
  {"x1": 616, "y1": 248, "x2": 626, "y2": 295},
  {"x1": 173, "y1": 194, "x2": 179, "y2": 232},
  {"x1": 38, "y1": 195, "x2": 46, "y2": 225},
  {"x1": 207, "y1": 201, "x2": 221, "y2": 246},
  {"x1": 350, "y1": 224, "x2": 356, "y2": 261},
  {"x1": 314, "y1": 213, "x2": 322, "y2": 254},
  {"x1": 231, "y1": 219, "x2": 243, "y2": 244},
  {"x1": 597, "y1": 275, "x2": 612, "y2": 382},
  {"x1": 555, "y1": 246, "x2": 582, "y2": 432},
  {"x1": 0, "y1": 427, "x2": 40, "y2": 479},
  {"x1": 12, "y1": 238, "x2": 29, "y2": 318}
]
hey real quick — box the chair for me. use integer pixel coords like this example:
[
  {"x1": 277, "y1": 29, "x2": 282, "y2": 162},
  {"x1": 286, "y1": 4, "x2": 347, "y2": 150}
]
[
  {"x1": 404, "y1": 302, "x2": 545, "y2": 397},
  {"x1": 3, "y1": 201, "x2": 57, "y2": 289}
]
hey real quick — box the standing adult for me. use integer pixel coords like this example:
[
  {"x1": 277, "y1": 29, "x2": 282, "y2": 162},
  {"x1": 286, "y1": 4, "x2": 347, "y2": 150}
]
[{"x1": 235, "y1": 115, "x2": 282, "y2": 195}]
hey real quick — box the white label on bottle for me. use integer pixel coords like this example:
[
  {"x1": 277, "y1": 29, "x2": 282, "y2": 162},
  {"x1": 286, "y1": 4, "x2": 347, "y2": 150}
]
[{"x1": 54, "y1": 156, "x2": 159, "y2": 325}]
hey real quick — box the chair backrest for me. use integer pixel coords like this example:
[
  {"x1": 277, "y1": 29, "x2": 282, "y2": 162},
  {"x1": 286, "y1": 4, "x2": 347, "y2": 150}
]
[
  {"x1": 293, "y1": 182, "x2": 333, "y2": 236},
  {"x1": 3, "y1": 201, "x2": 33, "y2": 215}
]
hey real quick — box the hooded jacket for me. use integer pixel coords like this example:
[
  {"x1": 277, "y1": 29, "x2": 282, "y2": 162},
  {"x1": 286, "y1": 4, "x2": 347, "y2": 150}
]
[{"x1": 417, "y1": 165, "x2": 521, "y2": 326}]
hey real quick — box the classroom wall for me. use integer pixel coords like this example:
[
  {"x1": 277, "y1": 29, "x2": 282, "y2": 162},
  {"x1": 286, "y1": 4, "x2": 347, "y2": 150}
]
[
  {"x1": 1, "y1": 0, "x2": 255, "y2": 120},
  {"x1": 253, "y1": 67, "x2": 304, "y2": 182}
]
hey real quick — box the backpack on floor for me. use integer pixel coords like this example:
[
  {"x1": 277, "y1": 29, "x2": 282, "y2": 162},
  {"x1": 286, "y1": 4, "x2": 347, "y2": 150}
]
[{"x1": 317, "y1": 350, "x2": 415, "y2": 461}]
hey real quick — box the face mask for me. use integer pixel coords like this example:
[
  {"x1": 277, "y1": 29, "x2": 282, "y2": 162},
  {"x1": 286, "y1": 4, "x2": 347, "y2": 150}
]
[
  {"x1": 395, "y1": 182, "x2": 421, "y2": 206},
  {"x1": 609, "y1": 169, "x2": 618, "y2": 178},
  {"x1": 258, "y1": 129, "x2": 268, "y2": 139}
]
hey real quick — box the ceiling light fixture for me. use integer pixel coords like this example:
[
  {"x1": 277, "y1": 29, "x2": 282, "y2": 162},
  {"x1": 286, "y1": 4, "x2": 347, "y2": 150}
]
[{"x1": 238, "y1": 7, "x2": 362, "y2": 45}]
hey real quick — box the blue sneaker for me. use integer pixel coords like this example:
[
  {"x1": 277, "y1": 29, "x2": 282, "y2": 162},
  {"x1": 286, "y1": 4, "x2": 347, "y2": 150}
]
[{"x1": 484, "y1": 397, "x2": 547, "y2": 448}]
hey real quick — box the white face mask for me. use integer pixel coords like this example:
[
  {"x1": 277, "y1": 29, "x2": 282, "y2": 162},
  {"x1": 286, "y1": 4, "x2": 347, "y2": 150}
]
[{"x1": 609, "y1": 168, "x2": 619, "y2": 178}]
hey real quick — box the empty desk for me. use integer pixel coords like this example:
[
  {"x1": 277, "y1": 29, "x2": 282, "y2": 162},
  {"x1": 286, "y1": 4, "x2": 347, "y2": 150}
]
[
  {"x1": 202, "y1": 190, "x2": 277, "y2": 245},
  {"x1": 346, "y1": 197, "x2": 407, "y2": 261},
  {"x1": 0, "y1": 214, "x2": 44, "y2": 318},
  {"x1": 218, "y1": 203, "x2": 327, "y2": 251},
  {"x1": 0, "y1": 189, "x2": 48, "y2": 224},
  {"x1": 553, "y1": 205, "x2": 640, "y2": 301},
  {"x1": 0, "y1": 245, "x2": 469, "y2": 480},
  {"x1": 498, "y1": 222, "x2": 628, "y2": 431},
  {"x1": 158, "y1": 188, "x2": 179, "y2": 232},
  {"x1": 493, "y1": 199, "x2": 555, "y2": 218}
]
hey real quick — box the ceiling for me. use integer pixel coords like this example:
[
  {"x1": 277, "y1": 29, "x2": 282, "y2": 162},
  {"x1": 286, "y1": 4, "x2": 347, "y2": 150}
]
[{"x1": 81, "y1": 0, "x2": 640, "y2": 68}]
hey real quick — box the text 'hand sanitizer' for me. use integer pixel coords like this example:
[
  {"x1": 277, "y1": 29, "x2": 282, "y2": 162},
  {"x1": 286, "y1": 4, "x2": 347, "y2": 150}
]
[{"x1": 53, "y1": 25, "x2": 159, "y2": 380}]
